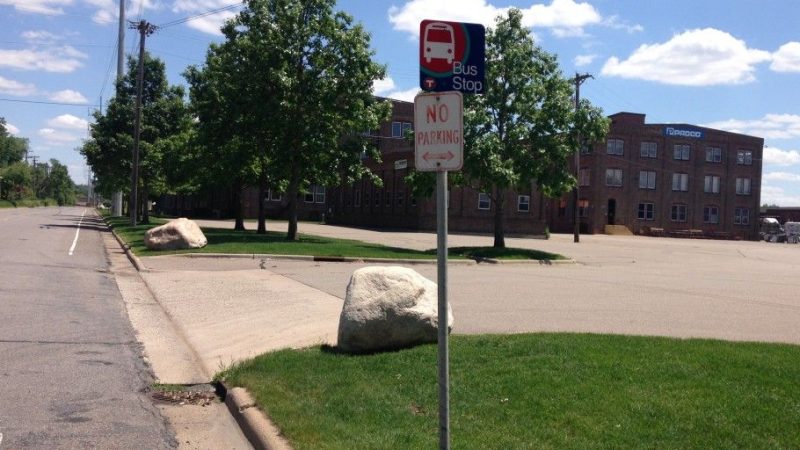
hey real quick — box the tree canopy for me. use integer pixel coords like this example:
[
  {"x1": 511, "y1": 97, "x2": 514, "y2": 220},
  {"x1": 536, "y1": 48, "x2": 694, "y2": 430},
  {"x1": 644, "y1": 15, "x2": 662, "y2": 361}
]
[
  {"x1": 186, "y1": 0, "x2": 391, "y2": 239},
  {"x1": 415, "y1": 9, "x2": 609, "y2": 248}
]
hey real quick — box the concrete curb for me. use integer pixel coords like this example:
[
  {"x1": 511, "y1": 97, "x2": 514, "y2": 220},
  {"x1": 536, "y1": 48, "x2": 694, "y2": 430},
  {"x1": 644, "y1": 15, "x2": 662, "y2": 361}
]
[
  {"x1": 220, "y1": 382, "x2": 292, "y2": 450},
  {"x1": 146, "y1": 253, "x2": 576, "y2": 266},
  {"x1": 102, "y1": 218, "x2": 149, "y2": 272}
]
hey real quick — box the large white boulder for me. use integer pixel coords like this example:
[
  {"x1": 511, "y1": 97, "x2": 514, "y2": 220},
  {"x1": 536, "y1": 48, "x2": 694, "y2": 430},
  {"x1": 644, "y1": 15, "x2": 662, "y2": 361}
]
[
  {"x1": 144, "y1": 218, "x2": 208, "y2": 250},
  {"x1": 337, "y1": 266, "x2": 453, "y2": 353}
]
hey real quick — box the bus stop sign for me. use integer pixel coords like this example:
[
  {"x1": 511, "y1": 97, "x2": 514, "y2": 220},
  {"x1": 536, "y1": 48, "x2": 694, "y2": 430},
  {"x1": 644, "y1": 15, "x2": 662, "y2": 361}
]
[{"x1": 420, "y1": 20, "x2": 485, "y2": 94}]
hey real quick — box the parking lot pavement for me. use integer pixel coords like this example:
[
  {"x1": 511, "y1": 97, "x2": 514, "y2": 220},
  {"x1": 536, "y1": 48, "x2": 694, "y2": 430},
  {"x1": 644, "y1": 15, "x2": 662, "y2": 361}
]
[{"x1": 143, "y1": 223, "x2": 800, "y2": 348}]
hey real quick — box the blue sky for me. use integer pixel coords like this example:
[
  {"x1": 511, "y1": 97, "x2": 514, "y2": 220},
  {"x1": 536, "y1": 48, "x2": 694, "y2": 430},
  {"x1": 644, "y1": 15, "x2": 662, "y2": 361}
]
[{"x1": 1, "y1": 0, "x2": 799, "y2": 205}]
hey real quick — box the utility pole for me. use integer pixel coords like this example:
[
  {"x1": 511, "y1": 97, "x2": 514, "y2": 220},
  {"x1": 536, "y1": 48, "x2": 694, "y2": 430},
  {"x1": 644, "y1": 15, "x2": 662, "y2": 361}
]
[
  {"x1": 31, "y1": 155, "x2": 39, "y2": 199},
  {"x1": 129, "y1": 20, "x2": 157, "y2": 226},
  {"x1": 112, "y1": 0, "x2": 125, "y2": 217},
  {"x1": 573, "y1": 72, "x2": 593, "y2": 243}
]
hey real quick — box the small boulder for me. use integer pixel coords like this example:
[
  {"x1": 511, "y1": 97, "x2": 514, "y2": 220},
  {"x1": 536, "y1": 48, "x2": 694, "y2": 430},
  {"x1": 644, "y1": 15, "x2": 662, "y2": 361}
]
[
  {"x1": 337, "y1": 266, "x2": 453, "y2": 353},
  {"x1": 144, "y1": 218, "x2": 207, "y2": 250}
]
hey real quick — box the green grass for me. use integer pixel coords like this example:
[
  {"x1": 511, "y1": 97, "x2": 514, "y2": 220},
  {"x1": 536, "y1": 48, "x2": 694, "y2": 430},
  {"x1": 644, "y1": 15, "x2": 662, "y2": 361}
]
[
  {"x1": 103, "y1": 215, "x2": 564, "y2": 261},
  {"x1": 219, "y1": 333, "x2": 800, "y2": 450}
]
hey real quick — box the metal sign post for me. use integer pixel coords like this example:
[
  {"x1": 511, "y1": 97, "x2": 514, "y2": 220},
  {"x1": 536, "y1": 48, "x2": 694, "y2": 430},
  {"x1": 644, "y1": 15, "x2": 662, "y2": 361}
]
[{"x1": 414, "y1": 91, "x2": 463, "y2": 450}]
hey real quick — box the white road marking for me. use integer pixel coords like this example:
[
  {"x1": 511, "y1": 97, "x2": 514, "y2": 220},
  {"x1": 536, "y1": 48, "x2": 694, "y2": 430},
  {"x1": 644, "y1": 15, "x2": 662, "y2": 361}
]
[{"x1": 68, "y1": 209, "x2": 87, "y2": 256}]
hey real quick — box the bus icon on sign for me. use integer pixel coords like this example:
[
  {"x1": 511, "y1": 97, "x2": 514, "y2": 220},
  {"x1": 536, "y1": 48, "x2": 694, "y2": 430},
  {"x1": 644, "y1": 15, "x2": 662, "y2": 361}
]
[{"x1": 423, "y1": 22, "x2": 454, "y2": 64}]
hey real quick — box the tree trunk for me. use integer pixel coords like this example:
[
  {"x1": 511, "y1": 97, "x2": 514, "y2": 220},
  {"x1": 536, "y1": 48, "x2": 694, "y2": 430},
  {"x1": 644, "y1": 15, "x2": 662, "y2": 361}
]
[
  {"x1": 286, "y1": 174, "x2": 300, "y2": 241},
  {"x1": 141, "y1": 183, "x2": 150, "y2": 224},
  {"x1": 257, "y1": 177, "x2": 267, "y2": 234},
  {"x1": 233, "y1": 179, "x2": 245, "y2": 231},
  {"x1": 493, "y1": 188, "x2": 506, "y2": 248}
]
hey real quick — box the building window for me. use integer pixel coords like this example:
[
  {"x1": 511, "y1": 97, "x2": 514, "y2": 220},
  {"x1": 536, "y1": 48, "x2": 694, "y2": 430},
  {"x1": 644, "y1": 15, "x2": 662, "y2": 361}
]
[
  {"x1": 736, "y1": 177, "x2": 751, "y2": 195},
  {"x1": 578, "y1": 199, "x2": 589, "y2": 218},
  {"x1": 580, "y1": 143, "x2": 592, "y2": 154},
  {"x1": 391, "y1": 121, "x2": 402, "y2": 138},
  {"x1": 706, "y1": 147, "x2": 722, "y2": 163},
  {"x1": 639, "y1": 170, "x2": 656, "y2": 190},
  {"x1": 737, "y1": 150, "x2": 753, "y2": 165},
  {"x1": 267, "y1": 190, "x2": 282, "y2": 202},
  {"x1": 579, "y1": 168, "x2": 590, "y2": 187},
  {"x1": 558, "y1": 199, "x2": 566, "y2": 217},
  {"x1": 734, "y1": 207, "x2": 750, "y2": 225},
  {"x1": 364, "y1": 192, "x2": 370, "y2": 207},
  {"x1": 704, "y1": 175, "x2": 721, "y2": 194},
  {"x1": 606, "y1": 168, "x2": 623, "y2": 187},
  {"x1": 673, "y1": 144, "x2": 691, "y2": 160},
  {"x1": 637, "y1": 202, "x2": 655, "y2": 221},
  {"x1": 411, "y1": 197, "x2": 417, "y2": 207},
  {"x1": 517, "y1": 195, "x2": 530, "y2": 213},
  {"x1": 672, "y1": 173, "x2": 689, "y2": 191},
  {"x1": 354, "y1": 190, "x2": 361, "y2": 207},
  {"x1": 640, "y1": 141, "x2": 657, "y2": 158},
  {"x1": 607, "y1": 138, "x2": 624, "y2": 155},
  {"x1": 671, "y1": 204, "x2": 687, "y2": 222},
  {"x1": 375, "y1": 190, "x2": 381, "y2": 207},
  {"x1": 402, "y1": 122, "x2": 412, "y2": 136},
  {"x1": 478, "y1": 193, "x2": 491, "y2": 210},
  {"x1": 397, "y1": 192, "x2": 404, "y2": 207},
  {"x1": 305, "y1": 185, "x2": 325, "y2": 203},
  {"x1": 703, "y1": 206, "x2": 719, "y2": 224}
]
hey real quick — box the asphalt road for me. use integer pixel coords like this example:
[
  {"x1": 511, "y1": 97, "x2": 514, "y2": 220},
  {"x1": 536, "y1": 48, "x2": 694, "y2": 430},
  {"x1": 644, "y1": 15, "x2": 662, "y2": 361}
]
[{"x1": 0, "y1": 207, "x2": 174, "y2": 449}]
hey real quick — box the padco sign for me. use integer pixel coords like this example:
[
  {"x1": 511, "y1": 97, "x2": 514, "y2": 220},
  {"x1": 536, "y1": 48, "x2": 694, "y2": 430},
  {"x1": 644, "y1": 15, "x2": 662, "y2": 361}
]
[
  {"x1": 419, "y1": 20, "x2": 485, "y2": 94},
  {"x1": 414, "y1": 91, "x2": 463, "y2": 172}
]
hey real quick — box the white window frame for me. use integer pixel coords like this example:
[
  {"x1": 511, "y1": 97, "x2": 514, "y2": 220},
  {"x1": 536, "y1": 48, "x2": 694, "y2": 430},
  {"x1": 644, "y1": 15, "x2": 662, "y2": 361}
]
[
  {"x1": 517, "y1": 195, "x2": 530, "y2": 213},
  {"x1": 706, "y1": 147, "x2": 722, "y2": 163},
  {"x1": 704, "y1": 175, "x2": 721, "y2": 194},
  {"x1": 607, "y1": 138, "x2": 624, "y2": 155},
  {"x1": 605, "y1": 168, "x2": 623, "y2": 187},
  {"x1": 703, "y1": 206, "x2": 719, "y2": 224},
  {"x1": 314, "y1": 185, "x2": 326, "y2": 204},
  {"x1": 578, "y1": 199, "x2": 589, "y2": 218},
  {"x1": 671, "y1": 204, "x2": 687, "y2": 222},
  {"x1": 391, "y1": 121, "x2": 402, "y2": 138},
  {"x1": 737, "y1": 150, "x2": 753, "y2": 165},
  {"x1": 672, "y1": 173, "x2": 689, "y2": 192},
  {"x1": 639, "y1": 170, "x2": 656, "y2": 190},
  {"x1": 268, "y1": 189, "x2": 282, "y2": 202},
  {"x1": 637, "y1": 202, "x2": 655, "y2": 221},
  {"x1": 402, "y1": 122, "x2": 412, "y2": 136},
  {"x1": 734, "y1": 207, "x2": 750, "y2": 225},
  {"x1": 736, "y1": 177, "x2": 751, "y2": 195},
  {"x1": 673, "y1": 144, "x2": 691, "y2": 161},
  {"x1": 640, "y1": 141, "x2": 657, "y2": 158},
  {"x1": 478, "y1": 192, "x2": 491, "y2": 210}
]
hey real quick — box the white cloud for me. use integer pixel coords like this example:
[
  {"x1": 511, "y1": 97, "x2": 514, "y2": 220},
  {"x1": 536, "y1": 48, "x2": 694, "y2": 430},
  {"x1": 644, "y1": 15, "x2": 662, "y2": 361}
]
[
  {"x1": 49, "y1": 89, "x2": 89, "y2": 104},
  {"x1": 83, "y1": 0, "x2": 162, "y2": 25},
  {"x1": 388, "y1": 0, "x2": 604, "y2": 38},
  {"x1": 761, "y1": 185, "x2": 800, "y2": 207},
  {"x1": 601, "y1": 28, "x2": 772, "y2": 86},
  {"x1": 602, "y1": 15, "x2": 643, "y2": 34},
  {"x1": 372, "y1": 76, "x2": 418, "y2": 102},
  {"x1": 38, "y1": 127, "x2": 81, "y2": 143},
  {"x1": 47, "y1": 114, "x2": 89, "y2": 130},
  {"x1": 21, "y1": 30, "x2": 63, "y2": 42},
  {"x1": 771, "y1": 42, "x2": 800, "y2": 73},
  {"x1": 172, "y1": 0, "x2": 241, "y2": 35},
  {"x1": 5, "y1": 122, "x2": 20, "y2": 135},
  {"x1": 764, "y1": 171, "x2": 800, "y2": 182},
  {"x1": 0, "y1": 46, "x2": 88, "y2": 73},
  {"x1": 0, "y1": 76, "x2": 38, "y2": 96},
  {"x1": 574, "y1": 54, "x2": 596, "y2": 67},
  {"x1": 0, "y1": 0, "x2": 73, "y2": 15},
  {"x1": 764, "y1": 147, "x2": 800, "y2": 166},
  {"x1": 703, "y1": 114, "x2": 800, "y2": 140}
]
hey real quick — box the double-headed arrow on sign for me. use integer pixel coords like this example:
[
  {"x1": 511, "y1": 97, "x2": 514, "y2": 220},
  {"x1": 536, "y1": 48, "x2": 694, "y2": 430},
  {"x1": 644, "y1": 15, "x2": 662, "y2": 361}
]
[{"x1": 423, "y1": 151, "x2": 456, "y2": 162}]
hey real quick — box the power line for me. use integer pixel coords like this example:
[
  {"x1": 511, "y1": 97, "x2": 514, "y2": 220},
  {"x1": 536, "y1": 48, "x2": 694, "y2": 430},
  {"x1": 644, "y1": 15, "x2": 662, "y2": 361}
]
[
  {"x1": 157, "y1": 3, "x2": 242, "y2": 29},
  {"x1": 0, "y1": 98, "x2": 100, "y2": 107}
]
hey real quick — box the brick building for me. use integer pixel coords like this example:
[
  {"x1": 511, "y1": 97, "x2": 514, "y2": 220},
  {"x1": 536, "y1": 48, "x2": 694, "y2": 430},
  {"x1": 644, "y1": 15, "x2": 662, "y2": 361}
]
[
  {"x1": 161, "y1": 102, "x2": 764, "y2": 240},
  {"x1": 549, "y1": 112, "x2": 764, "y2": 240}
]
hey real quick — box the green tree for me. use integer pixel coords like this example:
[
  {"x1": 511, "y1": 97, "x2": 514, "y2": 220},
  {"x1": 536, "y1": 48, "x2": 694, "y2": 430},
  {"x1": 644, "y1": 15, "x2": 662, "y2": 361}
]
[
  {"x1": 82, "y1": 53, "x2": 190, "y2": 223},
  {"x1": 43, "y1": 159, "x2": 77, "y2": 206},
  {"x1": 0, "y1": 118, "x2": 29, "y2": 167},
  {"x1": 1, "y1": 162, "x2": 32, "y2": 201},
  {"x1": 196, "y1": 0, "x2": 391, "y2": 240},
  {"x1": 458, "y1": 9, "x2": 608, "y2": 247}
]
